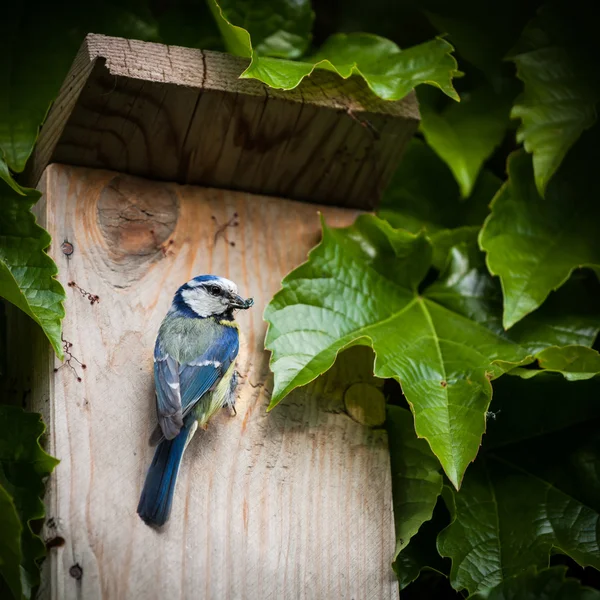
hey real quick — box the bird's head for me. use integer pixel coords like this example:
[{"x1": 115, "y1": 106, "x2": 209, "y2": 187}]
[{"x1": 172, "y1": 275, "x2": 254, "y2": 318}]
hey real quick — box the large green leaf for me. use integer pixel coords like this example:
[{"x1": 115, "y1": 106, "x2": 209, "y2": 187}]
[
  {"x1": 438, "y1": 375, "x2": 600, "y2": 594},
  {"x1": 468, "y1": 566, "x2": 600, "y2": 600},
  {"x1": 0, "y1": 186, "x2": 65, "y2": 357},
  {"x1": 439, "y1": 455, "x2": 600, "y2": 593},
  {"x1": 535, "y1": 346, "x2": 600, "y2": 381},
  {"x1": 511, "y1": 346, "x2": 600, "y2": 382},
  {"x1": 392, "y1": 495, "x2": 450, "y2": 589},
  {"x1": 479, "y1": 145, "x2": 600, "y2": 329},
  {"x1": 423, "y1": 247, "x2": 600, "y2": 356},
  {"x1": 0, "y1": 406, "x2": 59, "y2": 600},
  {"x1": 264, "y1": 216, "x2": 599, "y2": 487},
  {"x1": 387, "y1": 406, "x2": 443, "y2": 563},
  {"x1": 0, "y1": 484, "x2": 22, "y2": 600},
  {"x1": 509, "y1": 3, "x2": 600, "y2": 195},
  {"x1": 209, "y1": 0, "x2": 459, "y2": 101},
  {"x1": 419, "y1": 84, "x2": 514, "y2": 197},
  {"x1": 0, "y1": 157, "x2": 25, "y2": 195},
  {"x1": 378, "y1": 139, "x2": 501, "y2": 269}
]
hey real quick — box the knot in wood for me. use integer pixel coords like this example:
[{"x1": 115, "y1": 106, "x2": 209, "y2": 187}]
[
  {"x1": 98, "y1": 175, "x2": 178, "y2": 261},
  {"x1": 343, "y1": 382, "x2": 386, "y2": 427}
]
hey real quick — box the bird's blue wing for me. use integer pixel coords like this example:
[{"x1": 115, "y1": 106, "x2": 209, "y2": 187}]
[
  {"x1": 153, "y1": 349, "x2": 183, "y2": 440},
  {"x1": 179, "y1": 326, "x2": 239, "y2": 416},
  {"x1": 153, "y1": 325, "x2": 239, "y2": 441}
]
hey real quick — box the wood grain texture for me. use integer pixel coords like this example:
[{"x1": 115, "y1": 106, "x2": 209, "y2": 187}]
[
  {"x1": 31, "y1": 163, "x2": 398, "y2": 600},
  {"x1": 26, "y1": 34, "x2": 419, "y2": 210}
]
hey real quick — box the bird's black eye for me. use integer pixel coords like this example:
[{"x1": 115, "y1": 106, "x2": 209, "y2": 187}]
[{"x1": 209, "y1": 285, "x2": 221, "y2": 296}]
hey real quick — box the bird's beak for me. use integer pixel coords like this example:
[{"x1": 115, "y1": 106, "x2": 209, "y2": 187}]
[{"x1": 230, "y1": 293, "x2": 254, "y2": 310}]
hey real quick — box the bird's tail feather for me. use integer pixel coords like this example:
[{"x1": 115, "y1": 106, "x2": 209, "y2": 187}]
[{"x1": 137, "y1": 424, "x2": 192, "y2": 526}]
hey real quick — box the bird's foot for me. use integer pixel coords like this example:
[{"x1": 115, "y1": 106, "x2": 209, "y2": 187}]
[{"x1": 228, "y1": 405, "x2": 237, "y2": 417}]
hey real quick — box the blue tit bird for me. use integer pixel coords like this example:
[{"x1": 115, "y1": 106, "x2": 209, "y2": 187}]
[{"x1": 137, "y1": 275, "x2": 253, "y2": 527}]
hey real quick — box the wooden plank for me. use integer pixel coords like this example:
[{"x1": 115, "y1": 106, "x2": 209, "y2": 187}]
[
  {"x1": 26, "y1": 34, "x2": 419, "y2": 210},
  {"x1": 31, "y1": 163, "x2": 399, "y2": 600}
]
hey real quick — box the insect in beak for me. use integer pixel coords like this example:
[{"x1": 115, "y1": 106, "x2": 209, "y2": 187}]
[{"x1": 230, "y1": 294, "x2": 254, "y2": 310}]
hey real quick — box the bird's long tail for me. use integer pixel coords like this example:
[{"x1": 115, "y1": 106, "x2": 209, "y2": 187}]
[{"x1": 137, "y1": 423, "x2": 194, "y2": 526}]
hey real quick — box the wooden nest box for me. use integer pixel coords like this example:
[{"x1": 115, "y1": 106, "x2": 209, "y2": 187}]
[{"x1": 21, "y1": 34, "x2": 419, "y2": 599}]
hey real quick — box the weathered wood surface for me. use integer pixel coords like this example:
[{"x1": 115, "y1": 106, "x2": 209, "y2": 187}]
[
  {"x1": 31, "y1": 163, "x2": 398, "y2": 600},
  {"x1": 26, "y1": 33, "x2": 419, "y2": 210}
]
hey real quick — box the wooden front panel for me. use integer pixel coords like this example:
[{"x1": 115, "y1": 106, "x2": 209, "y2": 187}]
[{"x1": 34, "y1": 164, "x2": 398, "y2": 600}]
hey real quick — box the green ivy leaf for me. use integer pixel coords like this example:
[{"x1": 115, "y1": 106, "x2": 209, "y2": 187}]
[
  {"x1": 424, "y1": 247, "x2": 600, "y2": 355},
  {"x1": 392, "y1": 492, "x2": 450, "y2": 589},
  {"x1": 264, "y1": 216, "x2": 598, "y2": 487},
  {"x1": 479, "y1": 144, "x2": 600, "y2": 329},
  {"x1": 509, "y1": 3, "x2": 600, "y2": 195},
  {"x1": 438, "y1": 376, "x2": 600, "y2": 594},
  {"x1": 209, "y1": 0, "x2": 459, "y2": 101},
  {"x1": 0, "y1": 157, "x2": 25, "y2": 196},
  {"x1": 387, "y1": 406, "x2": 443, "y2": 560},
  {"x1": 247, "y1": 35, "x2": 459, "y2": 101},
  {"x1": 535, "y1": 346, "x2": 600, "y2": 381},
  {"x1": 0, "y1": 186, "x2": 65, "y2": 358},
  {"x1": 439, "y1": 456, "x2": 600, "y2": 594},
  {"x1": 0, "y1": 484, "x2": 22, "y2": 600},
  {"x1": 468, "y1": 566, "x2": 600, "y2": 600},
  {"x1": 509, "y1": 345, "x2": 600, "y2": 381},
  {"x1": 378, "y1": 139, "x2": 501, "y2": 269},
  {"x1": 0, "y1": 406, "x2": 59, "y2": 600},
  {"x1": 419, "y1": 84, "x2": 515, "y2": 197}
]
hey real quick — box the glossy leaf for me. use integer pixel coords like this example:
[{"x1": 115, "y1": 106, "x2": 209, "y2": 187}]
[
  {"x1": 512, "y1": 346, "x2": 600, "y2": 382},
  {"x1": 247, "y1": 35, "x2": 459, "y2": 101},
  {"x1": 0, "y1": 157, "x2": 25, "y2": 195},
  {"x1": 479, "y1": 146, "x2": 600, "y2": 329},
  {"x1": 468, "y1": 566, "x2": 600, "y2": 600},
  {"x1": 535, "y1": 346, "x2": 600, "y2": 381},
  {"x1": 439, "y1": 374, "x2": 600, "y2": 594},
  {"x1": 0, "y1": 186, "x2": 65, "y2": 357},
  {"x1": 378, "y1": 139, "x2": 501, "y2": 269},
  {"x1": 387, "y1": 406, "x2": 443, "y2": 560},
  {"x1": 264, "y1": 216, "x2": 598, "y2": 487},
  {"x1": 439, "y1": 455, "x2": 600, "y2": 593},
  {"x1": 209, "y1": 0, "x2": 459, "y2": 101},
  {"x1": 419, "y1": 84, "x2": 514, "y2": 197},
  {"x1": 393, "y1": 495, "x2": 450, "y2": 589},
  {"x1": 509, "y1": 3, "x2": 600, "y2": 195},
  {"x1": 425, "y1": 247, "x2": 600, "y2": 355},
  {"x1": 0, "y1": 406, "x2": 59, "y2": 599}
]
